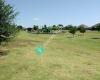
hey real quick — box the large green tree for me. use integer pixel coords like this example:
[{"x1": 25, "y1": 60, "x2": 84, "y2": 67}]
[
  {"x1": 0, "y1": 0, "x2": 18, "y2": 44},
  {"x1": 92, "y1": 23, "x2": 100, "y2": 32}
]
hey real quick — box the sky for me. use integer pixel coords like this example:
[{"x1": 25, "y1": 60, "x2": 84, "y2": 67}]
[{"x1": 6, "y1": 0, "x2": 100, "y2": 27}]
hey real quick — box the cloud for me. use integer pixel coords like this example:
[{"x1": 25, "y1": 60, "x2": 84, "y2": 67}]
[{"x1": 33, "y1": 17, "x2": 40, "y2": 21}]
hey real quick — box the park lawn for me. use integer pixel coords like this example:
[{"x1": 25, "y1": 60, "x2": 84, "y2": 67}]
[{"x1": 0, "y1": 31, "x2": 100, "y2": 80}]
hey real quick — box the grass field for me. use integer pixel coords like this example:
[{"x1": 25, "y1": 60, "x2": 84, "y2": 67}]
[{"x1": 0, "y1": 31, "x2": 100, "y2": 80}]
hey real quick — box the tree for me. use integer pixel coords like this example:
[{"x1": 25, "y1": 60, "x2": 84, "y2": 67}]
[
  {"x1": 42, "y1": 25, "x2": 51, "y2": 34},
  {"x1": 0, "y1": 0, "x2": 18, "y2": 44},
  {"x1": 52, "y1": 25, "x2": 57, "y2": 30},
  {"x1": 58, "y1": 24, "x2": 63, "y2": 30},
  {"x1": 69, "y1": 27, "x2": 77, "y2": 37},
  {"x1": 33, "y1": 25, "x2": 39, "y2": 31},
  {"x1": 91, "y1": 26, "x2": 96, "y2": 31},
  {"x1": 26, "y1": 27, "x2": 32, "y2": 32},
  {"x1": 17, "y1": 25, "x2": 23, "y2": 30},
  {"x1": 52, "y1": 25, "x2": 58, "y2": 30},
  {"x1": 95, "y1": 23, "x2": 100, "y2": 31},
  {"x1": 78, "y1": 25, "x2": 86, "y2": 35},
  {"x1": 91, "y1": 23, "x2": 100, "y2": 31},
  {"x1": 96, "y1": 25, "x2": 100, "y2": 31},
  {"x1": 78, "y1": 24, "x2": 88, "y2": 30},
  {"x1": 67, "y1": 25, "x2": 73, "y2": 30}
]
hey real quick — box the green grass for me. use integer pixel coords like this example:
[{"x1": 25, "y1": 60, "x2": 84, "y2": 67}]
[{"x1": 0, "y1": 31, "x2": 100, "y2": 80}]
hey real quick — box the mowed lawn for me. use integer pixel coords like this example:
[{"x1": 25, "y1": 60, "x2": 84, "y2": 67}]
[{"x1": 0, "y1": 31, "x2": 100, "y2": 80}]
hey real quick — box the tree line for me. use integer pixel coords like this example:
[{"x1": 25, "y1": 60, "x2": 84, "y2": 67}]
[{"x1": 17, "y1": 23, "x2": 100, "y2": 34}]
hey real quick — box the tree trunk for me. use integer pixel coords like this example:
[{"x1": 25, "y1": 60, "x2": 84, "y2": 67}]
[
  {"x1": 0, "y1": 42, "x2": 1, "y2": 45},
  {"x1": 83, "y1": 33, "x2": 84, "y2": 36},
  {"x1": 73, "y1": 34, "x2": 74, "y2": 38}
]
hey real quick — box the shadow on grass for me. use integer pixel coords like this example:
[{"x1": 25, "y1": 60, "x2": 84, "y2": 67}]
[
  {"x1": 91, "y1": 37, "x2": 100, "y2": 39},
  {"x1": 67, "y1": 36, "x2": 74, "y2": 38},
  {"x1": 0, "y1": 51, "x2": 8, "y2": 57},
  {"x1": 0, "y1": 50, "x2": 8, "y2": 56},
  {"x1": 8, "y1": 40, "x2": 42, "y2": 47}
]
